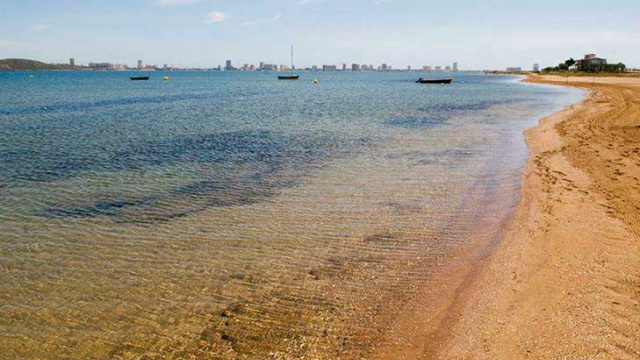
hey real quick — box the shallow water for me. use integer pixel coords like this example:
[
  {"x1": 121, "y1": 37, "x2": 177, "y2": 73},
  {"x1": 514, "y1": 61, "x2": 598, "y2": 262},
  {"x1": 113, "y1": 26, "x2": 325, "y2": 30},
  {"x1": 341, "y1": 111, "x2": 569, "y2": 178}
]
[{"x1": 0, "y1": 71, "x2": 582, "y2": 359}]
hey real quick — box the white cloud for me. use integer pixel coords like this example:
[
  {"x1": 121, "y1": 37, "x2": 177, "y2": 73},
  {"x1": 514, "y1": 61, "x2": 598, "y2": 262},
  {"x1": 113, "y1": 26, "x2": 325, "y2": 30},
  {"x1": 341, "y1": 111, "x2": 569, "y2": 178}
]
[
  {"x1": 240, "y1": 13, "x2": 282, "y2": 26},
  {"x1": 206, "y1": 11, "x2": 226, "y2": 23}
]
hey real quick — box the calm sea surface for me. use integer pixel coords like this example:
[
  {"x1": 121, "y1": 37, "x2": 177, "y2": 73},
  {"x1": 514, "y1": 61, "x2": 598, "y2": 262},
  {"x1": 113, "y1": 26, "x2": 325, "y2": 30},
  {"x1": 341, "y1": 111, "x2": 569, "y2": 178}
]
[{"x1": 0, "y1": 71, "x2": 582, "y2": 359}]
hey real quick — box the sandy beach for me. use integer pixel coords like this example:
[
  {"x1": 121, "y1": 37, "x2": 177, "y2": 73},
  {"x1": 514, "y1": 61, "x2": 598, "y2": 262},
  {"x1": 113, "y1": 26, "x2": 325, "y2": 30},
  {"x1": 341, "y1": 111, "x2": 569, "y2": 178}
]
[{"x1": 427, "y1": 75, "x2": 640, "y2": 359}]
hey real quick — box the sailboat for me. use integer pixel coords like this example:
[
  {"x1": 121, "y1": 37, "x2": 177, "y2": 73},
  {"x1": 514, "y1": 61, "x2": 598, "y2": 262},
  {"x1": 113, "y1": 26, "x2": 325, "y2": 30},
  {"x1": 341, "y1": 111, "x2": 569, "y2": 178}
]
[{"x1": 278, "y1": 46, "x2": 300, "y2": 80}]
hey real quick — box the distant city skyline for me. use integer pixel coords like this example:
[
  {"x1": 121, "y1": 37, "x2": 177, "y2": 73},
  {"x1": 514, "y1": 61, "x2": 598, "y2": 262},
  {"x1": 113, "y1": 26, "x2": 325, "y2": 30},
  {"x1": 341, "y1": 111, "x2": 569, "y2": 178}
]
[
  {"x1": 1, "y1": 0, "x2": 638, "y2": 69},
  {"x1": 67, "y1": 57, "x2": 467, "y2": 72}
]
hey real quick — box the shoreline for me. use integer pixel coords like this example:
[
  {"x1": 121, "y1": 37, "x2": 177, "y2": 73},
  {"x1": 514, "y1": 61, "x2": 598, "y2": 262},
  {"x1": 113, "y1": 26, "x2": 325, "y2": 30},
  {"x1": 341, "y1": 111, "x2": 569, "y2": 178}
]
[
  {"x1": 369, "y1": 76, "x2": 583, "y2": 360},
  {"x1": 429, "y1": 75, "x2": 640, "y2": 358}
]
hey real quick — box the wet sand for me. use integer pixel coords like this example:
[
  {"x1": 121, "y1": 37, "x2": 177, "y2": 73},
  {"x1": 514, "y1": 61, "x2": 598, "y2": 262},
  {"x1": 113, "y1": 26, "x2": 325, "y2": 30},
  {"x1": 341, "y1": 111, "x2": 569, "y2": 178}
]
[{"x1": 426, "y1": 75, "x2": 640, "y2": 359}]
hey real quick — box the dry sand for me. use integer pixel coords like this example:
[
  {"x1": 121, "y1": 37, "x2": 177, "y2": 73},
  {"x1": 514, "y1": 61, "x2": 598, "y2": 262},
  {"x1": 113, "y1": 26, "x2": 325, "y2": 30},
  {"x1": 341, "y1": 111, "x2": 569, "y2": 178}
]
[{"x1": 422, "y1": 75, "x2": 640, "y2": 359}]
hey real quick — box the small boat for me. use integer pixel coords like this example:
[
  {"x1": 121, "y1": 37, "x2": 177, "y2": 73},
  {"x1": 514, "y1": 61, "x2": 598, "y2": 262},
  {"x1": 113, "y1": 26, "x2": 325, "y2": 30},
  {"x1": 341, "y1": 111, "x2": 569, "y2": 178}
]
[
  {"x1": 130, "y1": 76, "x2": 150, "y2": 81},
  {"x1": 278, "y1": 45, "x2": 299, "y2": 81},
  {"x1": 416, "y1": 77, "x2": 453, "y2": 84},
  {"x1": 278, "y1": 75, "x2": 300, "y2": 80}
]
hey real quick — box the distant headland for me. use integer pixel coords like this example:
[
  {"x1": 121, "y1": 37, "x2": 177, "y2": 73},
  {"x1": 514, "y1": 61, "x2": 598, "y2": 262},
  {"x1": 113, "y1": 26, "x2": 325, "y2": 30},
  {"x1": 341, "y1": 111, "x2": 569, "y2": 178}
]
[{"x1": 0, "y1": 58, "x2": 76, "y2": 71}]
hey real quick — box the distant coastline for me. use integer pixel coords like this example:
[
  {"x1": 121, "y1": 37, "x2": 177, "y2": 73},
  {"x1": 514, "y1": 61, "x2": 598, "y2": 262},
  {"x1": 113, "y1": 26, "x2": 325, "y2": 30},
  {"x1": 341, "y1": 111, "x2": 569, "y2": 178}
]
[
  {"x1": 0, "y1": 58, "x2": 76, "y2": 71},
  {"x1": 0, "y1": 58, "x2": 484, "y2": 73}
]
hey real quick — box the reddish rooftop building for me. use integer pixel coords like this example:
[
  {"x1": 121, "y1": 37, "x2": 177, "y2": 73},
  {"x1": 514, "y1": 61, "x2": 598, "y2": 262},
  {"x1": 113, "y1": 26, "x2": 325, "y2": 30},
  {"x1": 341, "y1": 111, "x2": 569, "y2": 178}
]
[{"x1": 574, "y1": 54, "x2": 607, "y2": 71}]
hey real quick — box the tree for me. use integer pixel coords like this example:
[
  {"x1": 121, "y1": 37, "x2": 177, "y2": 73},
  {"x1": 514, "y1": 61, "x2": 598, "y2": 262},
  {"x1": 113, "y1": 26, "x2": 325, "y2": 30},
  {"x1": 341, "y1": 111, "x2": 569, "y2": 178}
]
[{"x1": 565, "y1": 58, "x2": 576, "y2": 67}]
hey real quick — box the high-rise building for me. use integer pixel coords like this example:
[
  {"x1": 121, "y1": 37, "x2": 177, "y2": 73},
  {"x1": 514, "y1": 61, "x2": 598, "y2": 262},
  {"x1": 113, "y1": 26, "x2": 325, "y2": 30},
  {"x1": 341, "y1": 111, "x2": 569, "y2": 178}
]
[
  {"x1": 435, "y1": 66, "x2": 442, "y2": 71},
  {"x1": 322, "y1": 65, "x2": 337, "y2": 71},
  {"x1": 533, "y1": 63, "x2": 540, "y2": 72},
  {"x1": 342, "y1": 63, "x2": 347, "y2": 71},
  {"x1": 381, "y1": 63, "x2": 388, "y2": 71},
  {"x1": 312, "y1": 65, "x2": 318, "y2": 71},
  {"x1": 225, "y1": 60, "x2": 236, "y2": 71},
  {"x1": 423, "y1": 65, "x2": 432, "y2": 72},
  {"x1": 352, "y1": 63, "x2": 360, "y2": 71},
  {"x1": 407, "y1": 65, "x2": 411, "y2": 71},
  {"x1": 453, "y1": 62, "x2": 459, "y2": 72},
  {"x1": 137, "y1": 60, "x2": 144, "y2": 70},
  {"x1": 445, "y1": 66, "x2": 452, "y2": 72},
  {"x1": 69, "y1": 58, "x2": 75, "y2": 67}
]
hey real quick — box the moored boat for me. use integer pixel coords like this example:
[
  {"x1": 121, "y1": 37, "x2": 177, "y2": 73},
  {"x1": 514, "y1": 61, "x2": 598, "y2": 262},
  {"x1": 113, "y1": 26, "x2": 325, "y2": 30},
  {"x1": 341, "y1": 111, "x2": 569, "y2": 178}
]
[
  {"x1": 416, "y1": 77, "x2": 453, "y2": 84},
  {"x1": 278, "y1": 46, "x2": 299, "y2": 81},
  {"x1": 278, "y1": 75, "x2": 300, "y2": 80},
  {"x1": 130, "y1": 76, "x2": 150, "y2": 81}
]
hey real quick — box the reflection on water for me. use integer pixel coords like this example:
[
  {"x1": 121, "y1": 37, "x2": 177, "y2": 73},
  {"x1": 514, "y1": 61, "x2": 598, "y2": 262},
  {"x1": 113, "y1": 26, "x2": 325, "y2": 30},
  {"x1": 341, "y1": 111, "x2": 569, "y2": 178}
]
[{"x1": 0, "y1": 71, "x2": 582, "y2": 359}]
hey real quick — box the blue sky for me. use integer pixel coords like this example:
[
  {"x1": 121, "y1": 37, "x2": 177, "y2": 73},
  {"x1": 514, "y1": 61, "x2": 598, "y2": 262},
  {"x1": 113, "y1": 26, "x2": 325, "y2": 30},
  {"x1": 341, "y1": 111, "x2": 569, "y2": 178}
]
[{"x1": 1, "y1": 0, "x2": 638, "y2": 69}]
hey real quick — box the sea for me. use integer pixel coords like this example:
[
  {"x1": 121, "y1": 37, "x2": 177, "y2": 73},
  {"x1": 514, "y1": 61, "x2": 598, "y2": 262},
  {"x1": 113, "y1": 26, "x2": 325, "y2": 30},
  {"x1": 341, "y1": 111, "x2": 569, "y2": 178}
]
[{"x1": 0, "y1": 71, "x2": 583, "y2": 359}]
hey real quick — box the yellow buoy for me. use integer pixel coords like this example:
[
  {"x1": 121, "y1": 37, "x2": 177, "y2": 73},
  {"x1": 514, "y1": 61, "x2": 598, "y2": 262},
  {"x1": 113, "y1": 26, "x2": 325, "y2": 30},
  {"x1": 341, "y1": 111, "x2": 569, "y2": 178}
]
[
  {"x1": 163, "y1": 76, "x2": 169, "y2": 81},
  {"x1": 313, "y1": 79, "x2": 318, "y2": 84},
  {"x1": 29, "y1": 74, "x2": 34, "y2": 79}
]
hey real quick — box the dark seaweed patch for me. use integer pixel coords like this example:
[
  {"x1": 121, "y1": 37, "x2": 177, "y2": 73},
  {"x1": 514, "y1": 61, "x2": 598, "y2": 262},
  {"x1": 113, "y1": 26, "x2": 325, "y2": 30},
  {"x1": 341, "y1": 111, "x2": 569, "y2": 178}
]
[
  {"x1": 43, "y1": 197, "x2": 155, "y2": 218},
  {"x1": 416, "y1": 98, "x2": 523, "y2": 113},
  {"x1": 39, "y1": 132, "x2": 375, "y2": 222},
  {"x1": 386, "y1": 116, "x2": 447, "y2": 128}
]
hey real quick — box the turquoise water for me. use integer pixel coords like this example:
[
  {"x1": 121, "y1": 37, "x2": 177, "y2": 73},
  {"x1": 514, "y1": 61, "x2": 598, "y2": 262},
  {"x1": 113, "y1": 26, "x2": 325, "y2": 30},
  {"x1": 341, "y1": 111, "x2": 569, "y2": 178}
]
[{"x1": 0, "y1": 71, "x2": 583, "y2": 359}]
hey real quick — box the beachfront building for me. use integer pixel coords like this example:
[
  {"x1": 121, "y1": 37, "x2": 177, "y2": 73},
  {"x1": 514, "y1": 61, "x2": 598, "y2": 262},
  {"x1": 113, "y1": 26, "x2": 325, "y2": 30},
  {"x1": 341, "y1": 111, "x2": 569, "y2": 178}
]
[
  {"x1": 323, "y1": 65, "x2": 337, "y2": 71},
  {"x1": 533, "y1": 63, "x2": 540, "y2": 72},
  {"x1": 137, "y1": 60, "x2": 144, "y2": 70},
  {"x1": 575, "y1": 54, "x2": 607, "y2": 71},
  {"x1": 435, "y1": 66, "x2": 442, "y2": 71},
  {"x1": 506, "y1": 67, "x2": 523, "y2": 72},
  {"x1": 423, "y1": 65, "x2": 432, "y2": 72},
  {"x1": 261, "y1": 63, "x2": 277, "y2": 71},
  {"x1": 70, "y1": 58, "x2": 75, "y2": 67},
  {"x1": 225, "y1": 60, "x2": 237, "y2": 71},
  {"x1": 453, "y1": 62, "x2": 459, "y2": 72},
  {"x1": 445, "y1": 66, "x2": 452, "y2": 72},
  {"x1": 88, "y1": 62, "x2": 127, "y2": 70},
  {"x1": 352, "y1": 63, "x2": 360, "y2": 71}
]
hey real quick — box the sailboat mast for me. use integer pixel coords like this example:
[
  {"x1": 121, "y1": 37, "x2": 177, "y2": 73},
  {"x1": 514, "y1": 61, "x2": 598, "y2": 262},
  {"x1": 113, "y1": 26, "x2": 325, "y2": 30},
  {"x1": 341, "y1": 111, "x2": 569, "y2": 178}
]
[{"x1": 290, "y1": 45, "x2": 294, "y2": 74}]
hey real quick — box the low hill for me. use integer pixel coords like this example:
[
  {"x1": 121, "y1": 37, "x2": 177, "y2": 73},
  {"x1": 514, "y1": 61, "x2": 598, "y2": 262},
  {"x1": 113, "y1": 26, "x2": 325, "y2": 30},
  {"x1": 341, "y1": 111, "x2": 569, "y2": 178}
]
[{"x1": 0, "y1": 58, "x2": 74, "y2": 71}]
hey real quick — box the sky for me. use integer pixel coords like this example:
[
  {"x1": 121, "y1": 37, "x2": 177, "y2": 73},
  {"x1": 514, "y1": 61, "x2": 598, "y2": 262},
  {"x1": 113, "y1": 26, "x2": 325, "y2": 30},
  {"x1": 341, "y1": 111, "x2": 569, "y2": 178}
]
[{"x1": 1, "y1": 0, "x2": 639, "y2": 70}]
